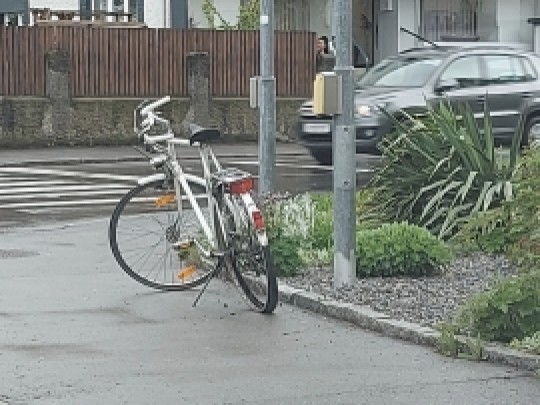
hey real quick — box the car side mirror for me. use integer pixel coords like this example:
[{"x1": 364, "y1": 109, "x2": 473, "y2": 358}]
[{"x1": 435, "y1": 78, "x2": 459, "y2": 93}]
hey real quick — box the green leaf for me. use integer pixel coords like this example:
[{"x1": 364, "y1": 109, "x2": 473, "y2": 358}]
[{"x1": 421, "y1": 181, "x2": 462, "y2": 221}]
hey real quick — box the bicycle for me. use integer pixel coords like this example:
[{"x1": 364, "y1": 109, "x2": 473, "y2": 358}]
[{"x1": 108, "y1": 96, "x2": 278, "y2": 314}]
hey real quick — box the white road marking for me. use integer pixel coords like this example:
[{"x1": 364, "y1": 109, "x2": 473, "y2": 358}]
[
  {"x1": 0, "y1": 167, "x2": 140, "y2": 182},
  {"x1": 231, "y1": 160, "x2": 374, "y2": 173},
  {"x1": 0, "y1": 180, "x2": 73, "y2": 188},
  {"x1": 3, "y1": 194, "x2": 207, "y2": 209},
  {"x1": 0, "y1": 184, "x2": 131, "y2": 195},
  {"x1": 0, "y1": 188, "x2": 132, "y2": 201}
]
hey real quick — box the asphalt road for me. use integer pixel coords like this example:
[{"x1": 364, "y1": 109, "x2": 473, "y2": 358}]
[
  {"x1": 1, "y1": 218, "x2": 540, "y2": 404},
  {"x1": 0, "y1": 151, "x2": 379, "y2": 228}
]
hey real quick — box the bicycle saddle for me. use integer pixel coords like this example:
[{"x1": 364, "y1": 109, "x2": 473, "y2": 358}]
[{"x1": 189, "y1": 124, "x2": 222, "y2": 145}]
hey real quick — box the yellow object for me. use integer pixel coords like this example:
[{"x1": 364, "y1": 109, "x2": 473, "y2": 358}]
[
  {"x1": 313, "y1": 72, "x2": 341, "y2": 116},
  {"x1": 178, "y1": 265, "x2": 197, "y2": 281},
  {"x1": 155, "y1": 193, "x2": 176, "y2": 207}
]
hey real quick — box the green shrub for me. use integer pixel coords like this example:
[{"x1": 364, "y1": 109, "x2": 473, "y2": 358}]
[
  {"x1": 510, "y1": 331, "x2": 540, "y2": 355},
  {"x1": 454, "y1": 147, "x2": 540, "y2": 269},
  {"x1": 268, "y1": 234, "x2": 303, "y2": 277},
  {"x1": 355, "y1": 222, "x2": 452, "y2": 278},
  {"x1": 455, "y1": 270, "x2": 540, "y2": 343},
  {"x1": 310, "y1": 193, "x2": 334, "y2": 251},
  {"x1": 263, "y1": 190, "x2": 378, "y2": 270},
  {"x1": 369, "y1": 101, "x2": 522, "y2": 240}
]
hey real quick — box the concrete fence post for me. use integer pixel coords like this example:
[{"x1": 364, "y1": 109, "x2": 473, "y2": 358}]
[
  {"x1": 43, "y1": 49, "x2": 74, "y2": 143},
  {"x1": 186, "y1": 51, "x2": 210, "y2": 128}
]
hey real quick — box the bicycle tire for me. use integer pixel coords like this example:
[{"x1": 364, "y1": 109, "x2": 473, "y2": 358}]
[
  {"x1": 224, "y1": 196, "x2": 278, "y2": 314},
  {"x1": 109, "y1": 179, "x2": 220, "y2": 291}
]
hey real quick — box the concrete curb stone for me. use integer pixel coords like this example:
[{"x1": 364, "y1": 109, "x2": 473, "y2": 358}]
[{"x1": 277, "y1": 282, "x2": 540, "y2": 372}]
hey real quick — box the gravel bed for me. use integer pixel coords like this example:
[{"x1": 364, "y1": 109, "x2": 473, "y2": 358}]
[{"x1": 282, "y1": 253, "x2": 520, "y2": 327}]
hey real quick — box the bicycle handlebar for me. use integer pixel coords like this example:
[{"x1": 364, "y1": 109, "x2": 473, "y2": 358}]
[{"x1": 140, "y1": 95, "x2": 171, "y2": 116}]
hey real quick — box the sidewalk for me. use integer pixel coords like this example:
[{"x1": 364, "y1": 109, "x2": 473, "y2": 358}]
[{"x1": 0, "y1": 142, "x2": 309, "y2": 167}]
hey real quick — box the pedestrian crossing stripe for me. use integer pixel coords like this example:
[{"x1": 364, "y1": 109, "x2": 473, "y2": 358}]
[{"x1": 0, "y1": 167, "x2": 140, "y2": 182}]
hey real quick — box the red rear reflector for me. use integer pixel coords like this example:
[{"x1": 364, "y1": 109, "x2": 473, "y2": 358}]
[
  {"x1": 252, "y1": 210, "x2": 265, "y2": 230},
  {"x1": 229, "y1": 177, "x2": 254, "y2": 195}
]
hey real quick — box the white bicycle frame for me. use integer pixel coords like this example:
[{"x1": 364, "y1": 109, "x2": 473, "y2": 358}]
[{"x1": 134, "y1": 97, "x2": 267, "y2": 255}]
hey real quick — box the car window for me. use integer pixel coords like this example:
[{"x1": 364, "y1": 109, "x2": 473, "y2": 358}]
[
  {"x1": 357, "y1": 56, "x2": 443, "y2": 88},
  {"x1": 522, "y1": 57, "x2": 538, "y2": 79},
  {"x1": 483, "y1": 55, "x2": 534, "y2": 84},
  {"x1": 439, "y1": 56, "x2": 483, "y2": 88}
]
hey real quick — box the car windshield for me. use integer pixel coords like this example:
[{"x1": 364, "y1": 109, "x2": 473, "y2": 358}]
[{"x1": 357, "y1": 56, "x2": 443, "y2": 88}]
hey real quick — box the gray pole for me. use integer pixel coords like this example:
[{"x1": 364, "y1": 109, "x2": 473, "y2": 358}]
[
  {"x1": 258, "y1": 0, "x2": 276, "y2": 195},
  {"x1": 333, "y1": 0, "x2": 356, "y2": 288}
]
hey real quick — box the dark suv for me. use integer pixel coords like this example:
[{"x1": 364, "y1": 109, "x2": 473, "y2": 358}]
[{"x1": 296, "y1": 45, "x2": 540, "y2": 164}]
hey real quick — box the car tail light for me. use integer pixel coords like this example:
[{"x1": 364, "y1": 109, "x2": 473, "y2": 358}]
[
  {"x1": 252, "y1": 210, "x2": 265, "y2": 230},
  {"x1": 228, "y1": 176, "x2": 254, "y2": 195}
]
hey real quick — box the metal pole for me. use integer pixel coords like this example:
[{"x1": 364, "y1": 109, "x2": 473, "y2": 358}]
[
  {"x1": 258, "y1": 0, "x2": 276, "y2": 195},
  {"x1": 333, "y1": 0, "x2": 356, "y2": 288}
]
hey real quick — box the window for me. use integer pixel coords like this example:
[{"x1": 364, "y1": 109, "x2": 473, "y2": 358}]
[
  {"x1": 357, "y1": 56, "x2": 443, "y2": 88},
  {"x1": 439, "y1": 56, "x2": 482, "y2": 88},
  {"x1": 80, "y1": 0, "x2": 92, "y2": 19},
  {"x1": 129, "y1": 0, "x2": 144, "y2": 22},
  {"x1": 113, "y1": 0, "x2": 125, "y2": 13},
  {"x1": 421, "y1": 0, "x2": 498, "y2": 42},
  {"x1": 483, "y1": 55, "x2": 535, "y2": 84}
]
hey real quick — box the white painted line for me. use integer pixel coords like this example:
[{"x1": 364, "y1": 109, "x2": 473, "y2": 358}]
[
  {"x1": 0, "y1": 183, "x2": 132, "y2": 195},
  {"x1": 1, "y1": 194, "x2": 207, "y2": 209},
  {"x1": 0, "y1": 167, "x2": 140, "y2": 182},
  {"x1": 0, "y1": 198, "x2": 125, "y2": 209},
  {"x1": 231, "y1": 160, "x2": 374, "y2": 173},
  {"x1": 0, "y1": 180, "x2": 73, "y2": 188},
  {"x1": 0, "y1": 188, "x2": 132, "y2": 201}
]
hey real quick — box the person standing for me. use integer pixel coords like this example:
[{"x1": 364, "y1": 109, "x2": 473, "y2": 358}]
[{"x1": 316, "y1": 35, "x2": 335, "y2": 73}]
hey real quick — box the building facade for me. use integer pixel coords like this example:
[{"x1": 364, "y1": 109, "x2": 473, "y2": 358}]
[
  {"x1": 0, "y1": 0, "x2": 189, "y2": 28},
  {"x1": 187, "y1": 0, "x2": 540, "y2": 65}
]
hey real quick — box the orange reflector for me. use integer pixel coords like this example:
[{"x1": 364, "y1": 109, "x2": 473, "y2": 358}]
[
  {"x1": 252, "y1": 210, "x2": 265, "y2": 230},
  {"x1": 155, "y1": 193, "x2": 176, "y2": 207},
  {"x1": 178, "y1": 265, "x2": 196, "y2": 281},
  {"x1": 229, "y1": 177, "x2": 254, "y2": 195}
]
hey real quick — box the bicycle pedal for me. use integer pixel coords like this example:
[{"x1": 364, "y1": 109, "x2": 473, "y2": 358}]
[
  {"x1": 154, "y1": 193, "x2": 176, "y2": 208},
  {"x1": 178, "y1": 265, "x2": 197, "y2": 281}
]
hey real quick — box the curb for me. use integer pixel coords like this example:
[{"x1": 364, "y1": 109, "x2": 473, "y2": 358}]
[{"x1": 277, "y1": 282, "x2": 540, "y2": 372}]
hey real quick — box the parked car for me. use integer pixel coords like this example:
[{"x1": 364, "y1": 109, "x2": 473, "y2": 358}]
[{"x1": 296, "y1": 44, "x2": 540, "y2": 165}]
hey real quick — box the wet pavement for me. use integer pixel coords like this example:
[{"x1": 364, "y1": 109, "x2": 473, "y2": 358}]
[{"x1": 1, "y1": 218, "x2": 540, "y2": 404}]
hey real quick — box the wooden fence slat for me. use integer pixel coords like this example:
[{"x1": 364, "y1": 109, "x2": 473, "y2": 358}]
[{"x1": 0, "y1": 27, "x2": 314, "y2": 98}]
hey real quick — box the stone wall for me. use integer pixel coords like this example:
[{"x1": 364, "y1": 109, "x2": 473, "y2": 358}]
[
  {"x1": 0, "y1": 50, "x2": 307, "y2": 148},
  {"x1": 0, "y1": 96, "x2": 306, "y2": 148}
]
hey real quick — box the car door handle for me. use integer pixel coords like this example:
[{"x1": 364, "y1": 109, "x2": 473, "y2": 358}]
[
  {"x1": 523, "y1": 92, "x2": 534, "y2": 98},
  {"x1": 476, "y1": 96, "x2": 485, "y2": 103}
]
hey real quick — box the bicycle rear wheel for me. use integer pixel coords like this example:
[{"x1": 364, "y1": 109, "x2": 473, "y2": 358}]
[
  {"x1": 225, "y1": 196, "x2": 278, "y2": 314},
  {"x1": 109, "y1": 179, "x2": 221, "y2": 291}
]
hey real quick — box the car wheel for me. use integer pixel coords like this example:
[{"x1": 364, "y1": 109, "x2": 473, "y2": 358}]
[
  {"x1": 310, "y1": 149, "x2": 333, "y2": 166},
  {"x1": 524, "y1": 116, "x2": 540, "y2": 148}
]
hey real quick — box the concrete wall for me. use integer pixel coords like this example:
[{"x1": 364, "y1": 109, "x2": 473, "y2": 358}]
[
  {"x1": 0, "y1": 97, "x2": 304, "y2": 148},
  {"x1": 397, "y1": 0, "x2": 420, "y2": 51},
  {"x1": 187, "y1": 0, "x2": 207, "y2": 27},
  {"x1": 144, "y1": 0, "x2": 167, "y2": 28},
  {"x1": 375, "y1": 0, "x2": 399, "y2": 61},
  {"x1": 310, "y1": 0, "x2": 331, "y2": 37}
]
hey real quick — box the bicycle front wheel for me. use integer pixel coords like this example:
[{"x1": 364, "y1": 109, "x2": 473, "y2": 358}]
[
  {"x1": 109, "y1": 179, "x2": 220, "y2": 291},
  {"x1": 225, "y1": 195, "x2": 278, "y2": 314}
]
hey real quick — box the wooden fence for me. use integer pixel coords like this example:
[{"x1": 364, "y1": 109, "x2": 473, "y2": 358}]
[{"x1": 0, "y1": 26, "x2": 316, "y2": 98}]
